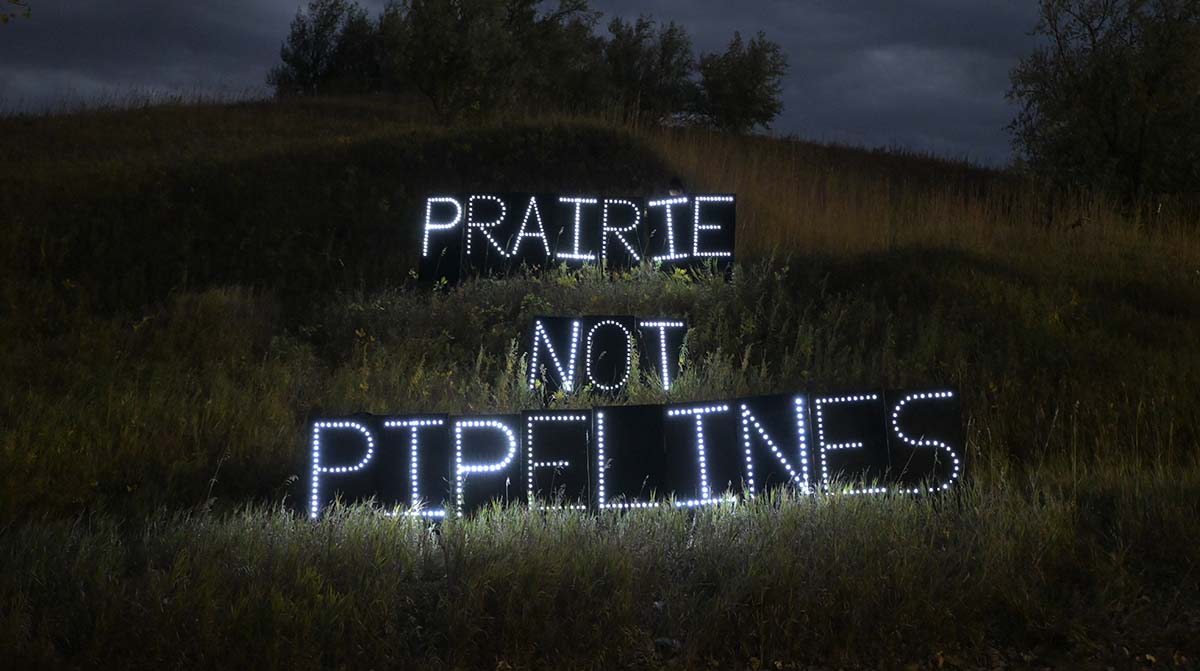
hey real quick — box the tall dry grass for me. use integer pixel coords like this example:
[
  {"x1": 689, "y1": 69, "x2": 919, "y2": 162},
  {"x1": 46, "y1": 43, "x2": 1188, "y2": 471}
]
[{"x1": 644, "y1": 127, "x2": 1200, "y2": 264}]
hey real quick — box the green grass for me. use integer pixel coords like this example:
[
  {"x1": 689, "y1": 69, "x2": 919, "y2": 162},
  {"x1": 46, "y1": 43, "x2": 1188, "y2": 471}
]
[
  {"x1": 1, "y1": 98, "x2": 1198, "y2": 669},
  {"x1": 4, "y1": 478, "x2": 1197, "y2": 670}
]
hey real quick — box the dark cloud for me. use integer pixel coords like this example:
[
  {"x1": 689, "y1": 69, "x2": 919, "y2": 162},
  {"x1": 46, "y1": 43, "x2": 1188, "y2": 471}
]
[
  {"x1": 0, "y1": 0, "x2": 1041, "y2": 164},
  {"x1": 0, "y1": 1, "x2": 311, "y2": 107},
  {"x1": 594, "y1": 0, "x2": 1040, "y2": 163}
]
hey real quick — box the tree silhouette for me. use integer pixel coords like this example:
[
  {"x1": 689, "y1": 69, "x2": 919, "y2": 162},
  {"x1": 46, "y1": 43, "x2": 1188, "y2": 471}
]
[
  {"x1": 603, "y1": 16, "x2": 697, "y2": 124},
  {"x1": 696, "y1": 31, "x2": 789, "y2": 133},
  {"x1": 1008, "y1": 0, "x2": 1200, "y2": 199},
  {"x1": 269, "y1": 0, "x2": 790, "y2": 133},
  {"x1": 268, "y1": 0, "x2": 374, "y2": 96}
]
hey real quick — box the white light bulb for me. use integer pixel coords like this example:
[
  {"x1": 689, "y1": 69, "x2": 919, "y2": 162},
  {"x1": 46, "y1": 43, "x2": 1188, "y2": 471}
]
[
  {"x1": 526, "y1": 413, "x2": 589, "y2": 508},
  {"x1": 584, "y1": 320, "x2": 633, "y2": 391},
  {"x1": 383, "y1": 418, "x2": 446, "y2": 519},
  {"x1": 691, "y1": 195, "x2": 734, "y2": 258},
  {"x1": 648, "y1": 197, "x2": 690, "y2": 262},
  {"x1": 309, "y1": 420, "x2": 376, "y2": 519},
  {"x1": 814, "y1": 394, "x2": 881, "y2": 495},
  {"x1": 638, "y1": 320, "x2": 685, "y2": 391},
  {"x1": 737, "y1": 400, "x2": 809, "y2": 497},
  {"x1": 666, "y1": 403, "x2": 729, "y2": 506},
  {"x1": 421, "y1": 197, "x2": 462, "y2": 257},
  {"x1": 528, "y1": 320, "x2": 581, "y2": 392},
  {"x1": 556, "y1": 197, "x2": 598, "y2": 262},
  {"x1": 454, "y1": 418, "x2": 519, "y2": 516},
  {"x1": 465, "y1": 195, "x2": 510, "y2": 258},
  {"x1": 601, "y1": 198, "x2": 642, "y2": 264},
  {"x1": 510, "y1": 195, "x2": 551, "y2": 256},
  {"x1": 889, "y1": 391, "x2": 961, "y2": 493}
]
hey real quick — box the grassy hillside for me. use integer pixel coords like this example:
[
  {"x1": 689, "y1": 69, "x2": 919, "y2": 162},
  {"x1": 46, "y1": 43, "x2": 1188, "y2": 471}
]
[
  {"x1": 0, "y1": 98, "x2": 671, "y2": 314},
  {"x1": 1, "y1": 99, "x2": 1198, "y2": 669}
]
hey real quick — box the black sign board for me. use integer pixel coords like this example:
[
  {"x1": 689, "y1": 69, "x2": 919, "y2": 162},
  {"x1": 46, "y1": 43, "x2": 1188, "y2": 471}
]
[
  {"x1": 736, "y1": 393, "x2": 813, "y2": 495},
  {"x1": 523, "y1": 410, "x2": 592, "y2": 509},
  {"x1": 594, "y1": 404, "x2": 669, "y2": 509},
  {"x1": 883, "y1": 389, "x2": 964, "y2": 493},
  {"x1": 453, "y1": 414, "x2": 523, "y2": 514},
  {"x1": 527, "y1": 316, "x2": 687, "y2": 396},
  {"x1": 811, "y1": 391, "x2": 891, "y2": 494},
  {"x1": 381, "y1": 415, "x2": 452, "y2": 518},
  {"x1": 662, "y1": 401, "x2": 746, "y2": 505}
]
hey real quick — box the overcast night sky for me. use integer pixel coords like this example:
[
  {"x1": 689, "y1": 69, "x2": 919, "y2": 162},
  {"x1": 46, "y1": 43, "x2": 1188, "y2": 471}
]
[{"x1": 0, "y1": 1, "x2": 1042, "y2": 165}]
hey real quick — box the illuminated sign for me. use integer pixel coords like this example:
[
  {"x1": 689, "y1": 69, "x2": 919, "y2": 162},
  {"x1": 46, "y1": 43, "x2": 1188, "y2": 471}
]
[
  {"x1": 308, "y1": 388, "x2": 963, "y2": 517},
  {"x1": 454, "y1": 415, "x2": 522, "y2": 514},
  {"x1": 527, "y1": 316, "x2": 688, "y2": 394},
  {"x1": 309, "y1": 415, "x2": 450, "y2": 519},
  {"x1": 525, "y1": 410, "x2": 591, "y2": 510},
  {"x1": 419, "y1": 193, "x2": 736, "y2": 282}
]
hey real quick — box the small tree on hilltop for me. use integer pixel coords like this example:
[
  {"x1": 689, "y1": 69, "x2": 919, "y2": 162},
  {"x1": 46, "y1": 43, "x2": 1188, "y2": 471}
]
[
  {"x1": 269, "y1": 0, "x2": 379, "y2": 96},
  {"x1": 1008, "y1": 0, "x2": 1200, "y2": 200},
  {"x1": 330, "y1": 4, "x2": 381, "y2": 94},
  {"x1": 696, "y1": 31, "x2": 788, "y2": 133},
  {"x1": 513, "y1": 2, "x2": 605, "y2": 114},
  {"x1": 380, "y1": 0, "x2": 597, "y2": 121},
  {"x1": 604, "y1": 16, "x2": 697, "y2": 123}
]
